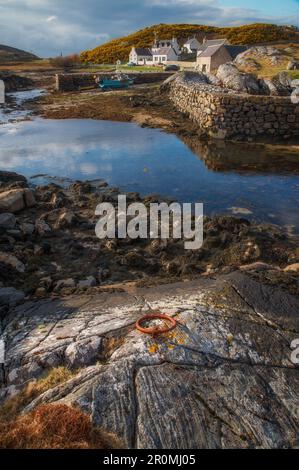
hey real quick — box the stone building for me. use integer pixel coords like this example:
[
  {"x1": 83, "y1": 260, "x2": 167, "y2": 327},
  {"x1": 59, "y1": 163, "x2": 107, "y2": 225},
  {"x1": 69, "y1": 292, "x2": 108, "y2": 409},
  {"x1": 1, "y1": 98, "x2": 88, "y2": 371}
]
[{"x1": 197, "y1": 40, "x2": 247, "y2": 73}]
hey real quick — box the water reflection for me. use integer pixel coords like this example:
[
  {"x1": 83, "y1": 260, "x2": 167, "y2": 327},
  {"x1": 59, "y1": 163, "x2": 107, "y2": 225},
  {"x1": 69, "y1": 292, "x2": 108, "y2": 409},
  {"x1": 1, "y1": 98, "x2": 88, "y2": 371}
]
[
  {"x1": 0, "y1": 118, "x2": 298, "y2": 231},
  {"x1": 180, "y1": 135, "x2": 299, "y2": 175}
]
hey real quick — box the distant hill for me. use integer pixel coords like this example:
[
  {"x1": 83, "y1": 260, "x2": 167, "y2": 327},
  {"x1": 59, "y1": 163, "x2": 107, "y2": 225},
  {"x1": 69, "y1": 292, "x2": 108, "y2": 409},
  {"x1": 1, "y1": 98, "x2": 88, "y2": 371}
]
[
  {"x1": 81, "y1": 23, "x2": 299, "y2": 64},
  {"x1": 0, "y1": 44, "x2": 39, "y2": 63}
]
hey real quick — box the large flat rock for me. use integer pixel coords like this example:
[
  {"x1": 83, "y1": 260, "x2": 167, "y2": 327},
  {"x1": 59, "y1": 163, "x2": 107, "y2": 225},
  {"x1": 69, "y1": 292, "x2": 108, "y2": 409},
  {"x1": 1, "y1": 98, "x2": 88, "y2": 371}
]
[{"x1": 1, "y1": 272, "x2": 298, "y2": 448}]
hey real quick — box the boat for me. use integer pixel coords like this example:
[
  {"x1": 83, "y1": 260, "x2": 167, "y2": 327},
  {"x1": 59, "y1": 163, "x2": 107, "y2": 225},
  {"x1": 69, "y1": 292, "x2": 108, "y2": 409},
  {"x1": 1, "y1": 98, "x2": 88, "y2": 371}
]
[{"x1": 99, "y1": 73, "x2": 134, "y2": 90}]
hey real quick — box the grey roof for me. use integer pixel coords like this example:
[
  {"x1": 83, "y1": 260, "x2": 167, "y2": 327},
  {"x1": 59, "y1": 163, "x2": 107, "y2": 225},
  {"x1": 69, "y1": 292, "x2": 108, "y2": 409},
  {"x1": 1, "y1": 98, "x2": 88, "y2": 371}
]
[
  {"x1": 153, "y1": 46, "x2": 173, "y2": 55},
  {"x1": 224, "y1": 45, "x2": 247, "y2": 59},
  {"x1": 206, "y1": 38, "x2": 227, "y2": 46},
  {"x1": 197, "y1": 38, "x2": 227, "y2": 52},
  {"x1": 133, "y1": 47, "x2": 152, "y2": 56},
  {"x1": 198, "y1": 44, "x2": 224, "y2": 58}
]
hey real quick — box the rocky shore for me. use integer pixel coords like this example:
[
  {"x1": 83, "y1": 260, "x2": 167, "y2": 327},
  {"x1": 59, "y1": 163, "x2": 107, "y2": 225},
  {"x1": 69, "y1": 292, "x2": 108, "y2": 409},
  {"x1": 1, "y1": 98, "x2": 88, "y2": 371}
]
[{"x1": 0, "y1": 169, "x2": 298, "y2": 310}]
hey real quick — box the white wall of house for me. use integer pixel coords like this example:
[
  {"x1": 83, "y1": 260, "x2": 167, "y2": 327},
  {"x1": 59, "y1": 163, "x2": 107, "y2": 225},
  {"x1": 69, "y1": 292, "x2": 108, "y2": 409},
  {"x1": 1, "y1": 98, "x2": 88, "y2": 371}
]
[
  {"x1": 152, "y1": 48, "x2": 178, "y2": 64},
  {"x1": 183, "y1": 38, "x2": 201, "y2": 53},
  {"x1": 129, "y1": 48, "x2": 152, "y2": 65}
]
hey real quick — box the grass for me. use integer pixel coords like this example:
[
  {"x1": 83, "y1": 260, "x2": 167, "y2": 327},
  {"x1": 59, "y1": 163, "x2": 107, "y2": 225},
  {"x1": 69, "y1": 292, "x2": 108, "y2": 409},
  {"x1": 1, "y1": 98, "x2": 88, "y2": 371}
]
[
  {"x1": 0, "y1": 366, "x2": 74, "y2": 423},
  {"x1": 0, "y1": 366, "x2": 121, "y2": 449},
  {"x1": 0, "y1": 404, "x2": 114, "y2": 449}
]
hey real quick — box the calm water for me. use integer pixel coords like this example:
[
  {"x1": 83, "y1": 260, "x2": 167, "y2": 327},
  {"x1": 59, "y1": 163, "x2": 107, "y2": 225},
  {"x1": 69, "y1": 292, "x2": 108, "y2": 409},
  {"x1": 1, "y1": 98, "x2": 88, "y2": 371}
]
[{"x1": 0, "y1": 118, "x2": 298, "y2": 231}]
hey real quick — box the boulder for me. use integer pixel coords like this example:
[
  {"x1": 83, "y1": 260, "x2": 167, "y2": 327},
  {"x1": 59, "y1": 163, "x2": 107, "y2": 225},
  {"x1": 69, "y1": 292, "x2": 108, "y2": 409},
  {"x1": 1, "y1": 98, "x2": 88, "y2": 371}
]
[
  {"x1": 54, "y1": 278, "x2": 75, "y2": 291},
  {"x1": 77, "y1": 276, "x2": 97, "y2": 288},
  {"x1": 0, "y1": 171, "x2": 27, "y2": 185},
  {"x1": 216, "y1": 63, "x2": 261, "y2": 95},
  {"x1": 0, "y1": 188, "x2": 35, "y2": 213},
  {"x1": 287, "y1": 60, "x2": 299, "y2": 71},
  {"x1": 35, "y1": 219, "x2": 51, "y2": 236},
  {"x1": 262, "y1": 72, "x2": 292, "y2": 96},
  {"x1": 54, "y1": 210, "x2": 77, "y2": 229},
  {"x1": 0, "y1": 252, "x2": 25, "y2": 273},
  {"x1": 284, "y1": 263, "x2": 299, "y2": 273},
  {"x1": 0, "y1": 287, "x2": 25, "y2": 307},
  {"x1": 20, "y1": 222, "x2": 35, "y2": 235},
  {"x1": 0, "y1": 213, "x2": 16, "y2": 229}
]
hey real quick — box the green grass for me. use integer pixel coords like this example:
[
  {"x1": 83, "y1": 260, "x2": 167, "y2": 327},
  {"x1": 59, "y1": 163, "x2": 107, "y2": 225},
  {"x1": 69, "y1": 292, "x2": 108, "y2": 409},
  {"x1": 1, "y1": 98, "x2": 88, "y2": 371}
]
[
  {"x1": 77, "y1": 64, "x2": 163, "y2": 73},
  {"x1": 288, "y1": 70, "x2": 299, "y2": 80}
]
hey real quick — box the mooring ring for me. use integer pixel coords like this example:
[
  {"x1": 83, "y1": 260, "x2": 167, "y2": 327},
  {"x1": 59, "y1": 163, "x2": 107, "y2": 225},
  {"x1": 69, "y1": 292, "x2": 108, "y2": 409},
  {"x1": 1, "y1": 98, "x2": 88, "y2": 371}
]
[{"x1": 136, "y1": 313, "x2": 177, "y2": 336}]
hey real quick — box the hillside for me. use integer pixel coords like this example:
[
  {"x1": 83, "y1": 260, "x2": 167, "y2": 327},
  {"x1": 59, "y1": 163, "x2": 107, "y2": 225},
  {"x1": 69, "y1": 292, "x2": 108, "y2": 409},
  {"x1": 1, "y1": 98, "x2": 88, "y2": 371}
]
[
  {"x1": 0, "y1": 44, "x2": 39, "y2": 63},
  {"x1": 81, "y1": 23, "x2": 298, "y2": 64}
]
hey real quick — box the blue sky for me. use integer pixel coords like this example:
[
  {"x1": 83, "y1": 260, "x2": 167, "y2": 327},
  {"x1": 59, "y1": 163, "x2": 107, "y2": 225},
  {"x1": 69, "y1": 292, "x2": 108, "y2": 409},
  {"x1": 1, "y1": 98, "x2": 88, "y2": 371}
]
[
  {"x1": 0, "y1": 0, "x2": 298, "y2": 57},
  {"x1": 220, "y1": 0, "x2": 298, "y2": 15}
]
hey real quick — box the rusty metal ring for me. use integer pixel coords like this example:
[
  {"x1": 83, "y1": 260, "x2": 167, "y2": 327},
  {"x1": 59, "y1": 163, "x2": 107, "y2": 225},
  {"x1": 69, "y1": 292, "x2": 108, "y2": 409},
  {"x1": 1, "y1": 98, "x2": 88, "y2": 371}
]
[{"x1": 136, "y1": 313, "x2": 177, "y2": 336}]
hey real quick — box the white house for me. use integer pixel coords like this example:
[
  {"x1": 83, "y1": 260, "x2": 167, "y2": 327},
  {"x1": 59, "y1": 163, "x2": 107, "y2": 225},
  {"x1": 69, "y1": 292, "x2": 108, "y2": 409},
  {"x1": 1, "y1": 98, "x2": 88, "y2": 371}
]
[
  {"x1": 129, "y1": 37, "x2": 181, "y2": 65},
  {"x1": 129, "y1": 47, "x2": 152, "y2": 65},
  {"x1": 153, "y1": 38, "x2": 180, "y2": 55},
  {"x1": 182, "y1": 37, "x2": 201, "y2": 53},
  {"x1": 152, "y1": 46, "x2": 179, "y2": 64}
]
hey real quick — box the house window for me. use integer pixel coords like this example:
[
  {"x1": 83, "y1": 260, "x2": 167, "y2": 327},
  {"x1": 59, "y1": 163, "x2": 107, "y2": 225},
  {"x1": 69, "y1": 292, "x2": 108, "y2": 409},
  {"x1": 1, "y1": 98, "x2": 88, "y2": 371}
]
[{"x1": 202, "y1": 64, "x2": 207, "y2": 72}]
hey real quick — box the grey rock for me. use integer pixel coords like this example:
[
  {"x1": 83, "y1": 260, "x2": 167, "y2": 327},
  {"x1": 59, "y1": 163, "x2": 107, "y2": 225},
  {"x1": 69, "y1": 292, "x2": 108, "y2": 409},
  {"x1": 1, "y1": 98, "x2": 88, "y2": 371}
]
[
  {"x1": 2, "y1": 273, "x2": 299, "y2": 449},
  {"x1": 35, "y1": 219, "x2": 51, "y2": 236},
  {"x1": 77, "y1": 276, "x2": 97, "y2": 288},
  {"x1": 287, "y1": 60, "x2": 299, "y2": 71},
  {"x1": 0, "y1": 287, "x2": 25, "y2": 307},
  {"x1": 0, "y1": 252, "x2": 25, "y2": 272},
  {"x1": 0, "y1": 188, "x2": 35, "y2": 213},
  {"x1": 0, "y1": 213, "x2": 16, "y2": 229},
  {"x1": 20, "y1": 222, "x2": 35, "y2": 235},
  {"x1": 65, "y1": 337, "x2": 102, "y2": 368},
  {"x1": 216, "y1": 63, "x2": 261, "y2": 94}
]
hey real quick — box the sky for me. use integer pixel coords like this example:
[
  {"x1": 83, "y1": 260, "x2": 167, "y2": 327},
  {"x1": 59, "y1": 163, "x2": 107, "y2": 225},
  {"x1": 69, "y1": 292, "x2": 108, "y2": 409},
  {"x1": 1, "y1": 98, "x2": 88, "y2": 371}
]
[{"x1": 0, "y1": 0, "x2": 298, "y2": 57}]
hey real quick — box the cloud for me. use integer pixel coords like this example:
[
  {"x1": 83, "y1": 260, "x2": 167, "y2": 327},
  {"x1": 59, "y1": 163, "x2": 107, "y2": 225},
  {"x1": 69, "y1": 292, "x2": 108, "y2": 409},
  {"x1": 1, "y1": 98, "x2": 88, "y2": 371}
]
[
  {"x1": 0, "y1": 0, "x2": 298, "y2": 57},
  {"x1": 46, "y1": 15, "x2": 57, "y2": 22}
]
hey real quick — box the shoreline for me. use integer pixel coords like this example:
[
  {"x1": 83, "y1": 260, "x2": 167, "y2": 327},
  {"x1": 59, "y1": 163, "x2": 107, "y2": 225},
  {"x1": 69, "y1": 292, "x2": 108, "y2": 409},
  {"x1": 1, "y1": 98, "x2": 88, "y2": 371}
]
[{"x1": 0, "y1": 170, "x2": 298, "y2": 306}]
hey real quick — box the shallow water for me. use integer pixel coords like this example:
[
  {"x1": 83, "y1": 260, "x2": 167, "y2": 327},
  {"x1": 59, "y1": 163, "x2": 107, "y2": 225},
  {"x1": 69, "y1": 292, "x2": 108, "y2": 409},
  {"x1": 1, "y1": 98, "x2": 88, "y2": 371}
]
[
  {"x1": 0, "y1": 89, "x2": 44, "y2": 124},
  {"x1": 0, "y1": 117, "x2": 298, "y2": 231}
]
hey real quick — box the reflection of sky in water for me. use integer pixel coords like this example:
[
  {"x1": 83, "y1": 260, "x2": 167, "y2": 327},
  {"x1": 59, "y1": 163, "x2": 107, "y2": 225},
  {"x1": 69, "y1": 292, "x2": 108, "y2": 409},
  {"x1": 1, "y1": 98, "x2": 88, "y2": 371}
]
[{"x1": 0, "y1": 118, "x2": 298, "y2": 230}]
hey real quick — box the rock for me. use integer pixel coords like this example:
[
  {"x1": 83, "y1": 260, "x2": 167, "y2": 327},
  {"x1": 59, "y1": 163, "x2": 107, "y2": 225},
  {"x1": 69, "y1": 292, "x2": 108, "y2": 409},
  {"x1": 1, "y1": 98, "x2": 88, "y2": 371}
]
[
  {"x1": 34, "y1": 287, "x2": 47, "y2": 298},
  {"x1": 239, "y1": 262, "x2": 279, "y2": 272},
  {"x1": 0, "y1": 252, "x2": 25, "y2": 272},
  {"x1": 54, "y1": 278, "x2": 75, "y2": 291},
  {"x1": 0, "y1": 287, "x2": 25, "y2": 307},
  {"x1": 77, "y1": 276, "x2": 97, "y2": 288},
  {"x1": 0, "y1": 213, "x2": 16, "y2": 229},
  {"x1": 20, "y1": 222, "x2": 35, "y2": 235},
  {"x1": 35, "y1": 219, "x2": 51, "y2": 236},
  {"x1": 0, "y1": 171, "x2": 27, "y2": 185},
  {"x1": 54, "y1": 210, "x2": 77, "y2": 229},
  {"x1": 216, "y1": 63, "x2": 261, "y2": 95},
  {"x1": 263, "y1": 72, "x2": 292, "y2": 96},
  {"x1": 0, "y1": 188, "x2": 35, "y2": 213},
  {"x1": 287, "y1": 60, "x2": 299, "y2": 71},
  {"x1": 5, "y1": 273, "x2": 299, "y2": 449},
  {"x1": 65, "y1": 338, "x2": 102, "y2": 368},
  {"x1": 284, "y1": 263, "x2": 299, "y2": 273}
]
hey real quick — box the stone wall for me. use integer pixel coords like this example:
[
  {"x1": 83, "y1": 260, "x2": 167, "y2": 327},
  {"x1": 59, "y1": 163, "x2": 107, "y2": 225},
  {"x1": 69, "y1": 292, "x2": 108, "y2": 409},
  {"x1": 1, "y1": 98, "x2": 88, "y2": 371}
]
[
  {"x1": 56, "y1": 72, "x2": 172, "y2": 92},
  {"x1": 167, "y1": 77, "x2": 299, "y2": 141}
]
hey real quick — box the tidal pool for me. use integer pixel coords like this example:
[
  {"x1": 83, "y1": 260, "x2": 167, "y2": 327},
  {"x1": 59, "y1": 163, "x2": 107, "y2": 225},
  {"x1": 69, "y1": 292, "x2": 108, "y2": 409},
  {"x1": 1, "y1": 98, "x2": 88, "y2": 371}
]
[{"x1": 0, "y1": 118, "x2": 298, "y2": 231}]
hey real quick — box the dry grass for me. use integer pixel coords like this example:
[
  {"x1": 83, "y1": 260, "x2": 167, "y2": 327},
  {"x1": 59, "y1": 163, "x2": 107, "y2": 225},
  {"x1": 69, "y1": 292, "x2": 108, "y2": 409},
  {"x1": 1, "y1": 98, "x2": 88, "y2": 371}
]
[
  {"x1": 0, "y1": 404, "x2": 114, "y2": 449},
  {"x1": 0, "y1": 367, "x2": 121, "y2": 449},
  {"x1": 0, "y1": 366, "x2": 74, "y2": 423}
]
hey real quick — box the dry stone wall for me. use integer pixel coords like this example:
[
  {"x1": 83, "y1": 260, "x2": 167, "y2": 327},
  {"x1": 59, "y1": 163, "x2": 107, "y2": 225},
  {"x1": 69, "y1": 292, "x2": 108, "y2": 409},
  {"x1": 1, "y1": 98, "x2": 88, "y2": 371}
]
[
  {"x1": 168, "y1": 78, "x2": 299, "y2": 141},
  {"x1": 56, "y1": 72, "x2": 172, "y2": 92}
]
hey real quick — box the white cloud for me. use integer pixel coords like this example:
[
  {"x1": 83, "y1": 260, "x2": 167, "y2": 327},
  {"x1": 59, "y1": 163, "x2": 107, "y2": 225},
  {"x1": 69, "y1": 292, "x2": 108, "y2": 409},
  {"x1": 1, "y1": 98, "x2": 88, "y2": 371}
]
[
  {"x1": 0, "y1": 0, "x2": 298, "y2": 57},
  {"x1": 46, "y1": 15, "x2": 57, "y2": 22}
]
